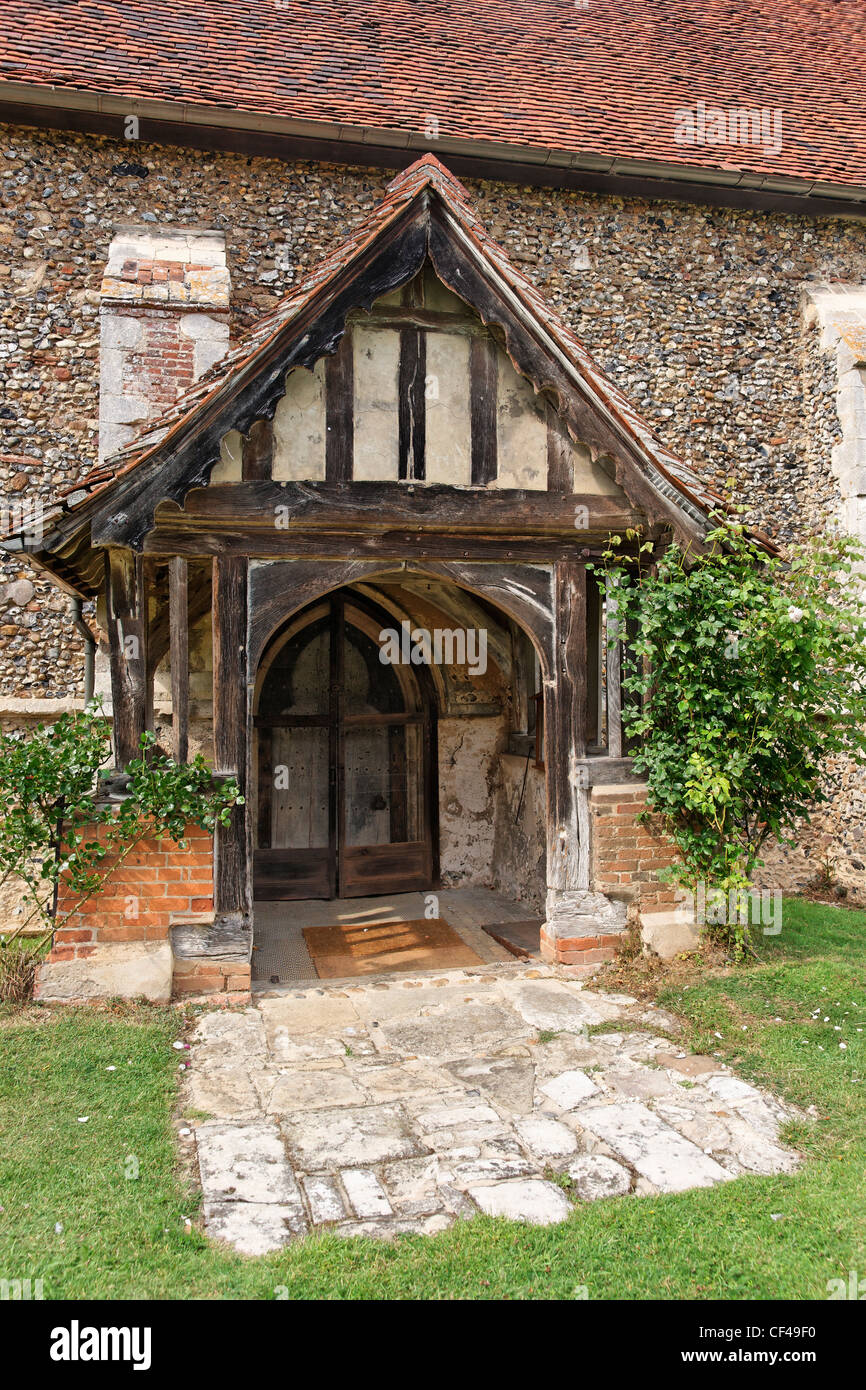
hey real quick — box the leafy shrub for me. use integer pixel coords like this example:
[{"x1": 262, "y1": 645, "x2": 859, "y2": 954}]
[
  {"x1": 597, "y1": 519, "x2": 866, "y2": 952},
  {"x1": 0, "y1": 706, "x2": 242, "y2": 955}
]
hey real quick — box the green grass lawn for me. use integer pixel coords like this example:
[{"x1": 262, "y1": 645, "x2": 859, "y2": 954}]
[{"x1": 0, "y1": 897, "x2": 864, "y2": 1300}]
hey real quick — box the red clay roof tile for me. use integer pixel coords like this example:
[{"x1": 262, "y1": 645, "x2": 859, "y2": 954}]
[{"x1": 0, "y1": 1, "x2": 865, "y2": 186}]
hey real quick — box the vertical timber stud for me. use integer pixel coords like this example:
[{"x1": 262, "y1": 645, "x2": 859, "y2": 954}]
[
  {"x1": 325, "y1": 327, "x2": 354, "y2": 483},
  {"x1": 169, "y1": 556, "x2": 189, "y2": 764},
  {"x1": 605, "y1": 573, "x2": 623, "y2": 758},
  {"x1": 546, "y1": 404, "x2": 573, "y2": 493},
  {"x1": 142, "y1": 557, "x2": 157, "y2": 735},
  {"x1": 470, "y1": 335, "x2": 497, "y2": 485},
  {"x1": 398, "y1": 327, "x2": 426, "y2": 480},
  {"x1": 586, "y1": 571, "x2": 602, "y2": 748},
  {"x1": 212, "y1": 554, "x2": 249, "y2": 921},
  {"x1": 105, "y1": 548, "x2": 147, "y2": 769},
  {"x1": 242, "y1": 418, "x2": 273, "y2": 481},
  {"x1": 545, "y1": 561, "x2": 588, "y2": 893}
]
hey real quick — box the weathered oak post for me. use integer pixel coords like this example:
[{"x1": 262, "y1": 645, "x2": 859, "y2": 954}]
[
  {"x1": 212, "y1": 554, "x2": 249, "y2": 922},
  {"x1": 168, "y1": 555, "x2": 189, "y2": 764},
  {"x1": 545, "y1": 559, "x2": 588, "y2": 895},
  {"x1": 105, "y1": 547, "x2": 148, "y2": 769}
]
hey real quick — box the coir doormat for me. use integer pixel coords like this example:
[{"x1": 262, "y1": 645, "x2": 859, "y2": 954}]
[{"x1": 302, "y1": 917, "x2": 482, "y2": 978}]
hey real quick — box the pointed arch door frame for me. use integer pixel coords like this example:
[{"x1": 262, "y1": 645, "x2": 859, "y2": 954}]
[{"x1": 253, "y1": 588, "x2": 439, "y2": 901}]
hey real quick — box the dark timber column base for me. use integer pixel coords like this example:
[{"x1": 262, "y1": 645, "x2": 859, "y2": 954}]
[
  {"x1": 105, "y1": 547, "x2": 148, "y2": 770},
  {"x1": 541, "y1": 560, "x2": 628, "y2": 966},
  {"x1": 212, "y1": 554, "x2": 251, "y2": 927}
]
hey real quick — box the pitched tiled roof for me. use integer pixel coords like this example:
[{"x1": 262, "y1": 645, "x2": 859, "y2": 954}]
[
  {"x1": 1, "y1": 1, "x2": 865, "y2": 189},
  {"x1": 54, "y1": 155, "x2": 729, "y2": 540}
]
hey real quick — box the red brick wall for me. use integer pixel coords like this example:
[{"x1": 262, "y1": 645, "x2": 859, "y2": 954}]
[
  {"x1": 122, "y1": 306, "x2": 197, "y2": 412},
  {"x1": 172, "y1": 958, "x2": 251, "y2": 996},
  {"x1": 49, "y1": 822, "x2": 213, "y2": 965},
  {"x1": 590, "y1": 784, "x2": 680, "y2": 912},
  {"x1": 539, "y1": 925, "x2": 625, "y2": 969}
]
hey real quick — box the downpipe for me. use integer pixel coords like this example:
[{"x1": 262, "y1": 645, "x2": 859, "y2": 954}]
[{"x1": 70, "y1": 596, "x2": 96, "y2": 705}]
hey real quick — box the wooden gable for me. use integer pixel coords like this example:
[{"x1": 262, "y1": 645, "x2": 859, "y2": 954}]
[
  {"x1": 207, "y1": 265, "x2": 626, "y2": 501},
  {"x1": 5, "y1": 156, "x2": 739, "y2": 594}
]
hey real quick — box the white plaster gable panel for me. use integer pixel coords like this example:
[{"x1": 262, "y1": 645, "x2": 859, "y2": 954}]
[
  {"x1": 273, "y1": 361, "x2": 326, "y2": 481},
  {"x1": 569, "y1": 439, "x2": 625, "y2": 497},
  {"x1": 353, "y1": 324, "x2": 401, "y2": 481},
  {"x1": 494, "y1": 346, "x2": 548, "y2": 490},
  {"x1": 424, "y1": 331, "x2": 472, "y2": 485},
  {"x1": 210, "y1": 429, "x2": 244, "y2": 483}
]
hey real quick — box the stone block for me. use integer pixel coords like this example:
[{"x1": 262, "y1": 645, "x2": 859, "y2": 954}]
[
  {"x1": 468, "y1": 1178, "x2": 571, "y2": 1226},
  {"x1": 35, "y1": 940, "x2": 172, "y2": 1003}
]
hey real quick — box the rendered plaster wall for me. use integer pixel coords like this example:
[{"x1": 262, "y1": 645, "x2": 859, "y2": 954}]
[
  {"x1": 437, "y1": 715, "x2": 504, "y2": 888},
  {"x1": 490, "y1": 753, "x2": 547, "y2": 913}
]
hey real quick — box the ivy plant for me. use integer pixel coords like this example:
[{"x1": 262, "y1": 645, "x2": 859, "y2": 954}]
[
  {"x1": 595, "y1": 517, "x2": 866, "y2": 952},
  {"x1": 0, "y1": 705, "x2": 242, "y2": 950}
]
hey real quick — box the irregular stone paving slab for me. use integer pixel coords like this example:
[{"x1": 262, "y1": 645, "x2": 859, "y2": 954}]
[
  {"x1": 301, "y1": 1174, "x2": 346, "y2": 1224},
  {"x1": 505, "y1": 979, "x2": 622, "y2": 1031},
  {"x1": 421, "y1": 1121, "x2": 510, "y2": 1152},
  {"x1": 381, "y1": 1156, "x2": 448, "y2": 1216},
  {"x1": 446, "y1": 1056, "x2": 536, "y2": 1114},
  {"x1": 715, "y1": 1119, "x2": 801, "y2": 1177},
  {"x1": 658, "y1": 1053, "x2": 724, "y2": 1079},
  {"x1": 334, "y1": 1214, "x2": 454, "y2": 1240},
  {"x1": 380, "y1": 1003, "x2": 527, "y2": 1058},
  {"x1": 187, "y1": 963, "x2": 801, "y2": 1253},
  {"x1": 447, "y1": 1155, "x2": 540, "y2": 1188},
  {"x1": 185, "y1": 1065, "x2": 261, "y2": 1120},
  {"x1": 267, "y1": 1033, "x2": 352, "y2": 1064},
  {"x1": 263, "y1": 1069, "x2": 366, "y2": 1114},
  {"x1": 349, "y1": 1061, "x2": 456, "y2": 1101},
  {"x1": 539, "y1": 1069, "x2": 599, "y2": 1110},
  {"x1": 203, "y1": 1200, "x2": 306, "y2": 1255},
  {"x1": 282, "y1": 1103, "x2": 424, "y2": 1169},
  {"x1": 259, "y1": 993, "x2": 361, "y2": 1040},
  {"x1": 529, "y1": 1033, "x2": 609, "y2": 1076},
  {"x1": 733, "y1": 1098, "x2": 790, "y2": 1141},
  {"x1": 706, "y1": 1075, "x2": 763, "y2": 1104},
  {"x1": 414, "y1": 1102, "x2": 502, "y2": 1133},
  {"x1": 602, "y1": 1061, "x2": 685, "y2": 1103},
  {"x1": 577, "y1": 1102, "x2": 734, "y2": 1192},
  {"x1": 653, "y1": 1101, "x2": 734, "y2": 1154},
  {"x1": 190, "y1": 1009, "x2": 267, "y2": 1061},
  {"x1": 342, "y1": 1168, "x2": 393, "y2": 1218},
  {"x1": 196, "y1": 1122, "x2": 301, "y2": 1204},
  {"x1": 351, "y1": 981, "x2": 501, "y2": 1025},
  {"x1": 567, "y1": 1154, "x2": 632, "y2": 1201},
  {"x1": 468, "y1": 1179, "x2": 572, "y2": 1226},
  {"x1": 515, "y1": 1114, "x2": 579, "y2": 1160}
]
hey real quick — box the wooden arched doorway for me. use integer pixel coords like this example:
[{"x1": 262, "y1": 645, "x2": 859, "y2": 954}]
[{"x1": 253, "y1": 590, "x2": 438, "y2": 900}]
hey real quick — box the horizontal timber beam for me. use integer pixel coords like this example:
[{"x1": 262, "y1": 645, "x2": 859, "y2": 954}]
[
  {"x1": 142, "y1": 531, "x2": 614, "y2": 563},
  {"x1": 156, "y1": 481, "x2": 640, "y2": 536}
]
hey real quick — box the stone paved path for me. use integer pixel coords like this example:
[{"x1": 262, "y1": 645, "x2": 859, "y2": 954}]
[{"x1": 182, "y1": 961, "x2": 800, "y2": 1255}]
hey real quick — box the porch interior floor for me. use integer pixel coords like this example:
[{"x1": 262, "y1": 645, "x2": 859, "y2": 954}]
[{"x1": 252, "y1": 887, "x2": 540, "y2": 986}]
